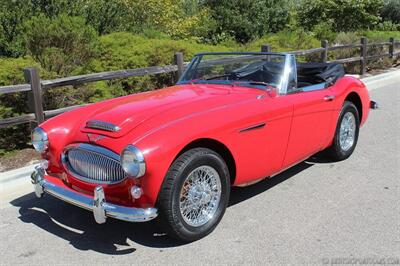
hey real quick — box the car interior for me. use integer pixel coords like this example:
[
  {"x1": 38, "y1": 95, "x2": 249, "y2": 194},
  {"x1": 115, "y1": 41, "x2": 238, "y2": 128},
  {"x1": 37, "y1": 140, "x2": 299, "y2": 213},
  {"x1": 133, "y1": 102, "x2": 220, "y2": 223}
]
[
  {"x1": 297, "y1": 62, "x2": 345, "y2": 89},
  {"x1": 231, "y1": 61, "x2": 345, "y2": 92}
]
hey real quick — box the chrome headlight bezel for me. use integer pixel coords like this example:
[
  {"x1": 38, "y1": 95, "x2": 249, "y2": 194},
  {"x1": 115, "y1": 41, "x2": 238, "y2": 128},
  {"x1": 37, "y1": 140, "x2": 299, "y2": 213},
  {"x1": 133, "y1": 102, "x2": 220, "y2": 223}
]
[
  {"x1": 121, "y1": 145, "x2": 146, "y2": 178},
  {"x1": 31, "y1": 127, "x2": 49, "y2": 153}
]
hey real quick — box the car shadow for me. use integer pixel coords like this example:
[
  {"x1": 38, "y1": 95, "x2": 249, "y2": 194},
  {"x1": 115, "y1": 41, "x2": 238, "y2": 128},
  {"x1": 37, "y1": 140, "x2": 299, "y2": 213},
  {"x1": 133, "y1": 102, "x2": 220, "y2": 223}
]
[
  {"x1": 10, "y1": 158, "x2": 320, "y2": 254},
  {"x1": 229, "y1": 161, "x2": 313, "y2": 207}
]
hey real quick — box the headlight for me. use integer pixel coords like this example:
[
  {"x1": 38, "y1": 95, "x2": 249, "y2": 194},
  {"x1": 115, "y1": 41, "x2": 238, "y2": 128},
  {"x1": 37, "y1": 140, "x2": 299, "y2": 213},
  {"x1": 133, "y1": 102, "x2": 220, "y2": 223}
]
[
  {"x1": 32, "y1": 127, "x2": 49, "y2": 153},
  {"x1": 121, "y1": 145, "x2": 146, "y2": 178}
]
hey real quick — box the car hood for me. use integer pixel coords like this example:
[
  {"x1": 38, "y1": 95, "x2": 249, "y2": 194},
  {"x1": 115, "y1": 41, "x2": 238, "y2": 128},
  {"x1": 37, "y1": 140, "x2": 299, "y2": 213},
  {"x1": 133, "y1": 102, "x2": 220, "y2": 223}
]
[{"x1": 79, "y1": 83, "x2": 254, "y2": 138}]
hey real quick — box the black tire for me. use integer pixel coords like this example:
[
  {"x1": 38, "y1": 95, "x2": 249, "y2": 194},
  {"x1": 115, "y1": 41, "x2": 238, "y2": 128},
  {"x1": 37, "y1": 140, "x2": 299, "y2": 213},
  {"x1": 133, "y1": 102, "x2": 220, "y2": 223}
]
[
  {"x1": 157, "y1": 148, "x2": 230, "y2": 242},
  {"x1": 327, "y1": 101, "x2": 360, "y2": 161}
]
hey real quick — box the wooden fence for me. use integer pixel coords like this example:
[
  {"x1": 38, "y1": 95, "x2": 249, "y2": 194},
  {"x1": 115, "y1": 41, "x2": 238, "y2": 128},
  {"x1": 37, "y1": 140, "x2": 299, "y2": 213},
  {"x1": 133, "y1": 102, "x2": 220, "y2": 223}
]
[{"x1": 0, "y1": 37, "x2": 399, "y2": 129}]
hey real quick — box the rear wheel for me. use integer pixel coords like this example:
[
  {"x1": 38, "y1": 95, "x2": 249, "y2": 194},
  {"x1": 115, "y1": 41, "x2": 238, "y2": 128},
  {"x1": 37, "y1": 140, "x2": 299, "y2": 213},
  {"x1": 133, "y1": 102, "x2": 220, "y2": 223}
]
[
  {"x1": 327, "y1": 101, "x2": 360, "y2": 161},
  {"x1": 157, "y1": 148, "x2": 230, "y2": 242}
]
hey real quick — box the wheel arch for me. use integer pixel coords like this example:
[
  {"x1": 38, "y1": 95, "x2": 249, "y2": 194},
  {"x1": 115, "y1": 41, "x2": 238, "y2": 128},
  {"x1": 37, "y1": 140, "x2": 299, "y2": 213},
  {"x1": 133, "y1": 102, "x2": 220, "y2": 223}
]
[
  {"x1": 344, "y1": 91, "x2": 363, "y2": 122},
  {"x1": 175, "y1": 138, "x2": 237, "y2": 184}
]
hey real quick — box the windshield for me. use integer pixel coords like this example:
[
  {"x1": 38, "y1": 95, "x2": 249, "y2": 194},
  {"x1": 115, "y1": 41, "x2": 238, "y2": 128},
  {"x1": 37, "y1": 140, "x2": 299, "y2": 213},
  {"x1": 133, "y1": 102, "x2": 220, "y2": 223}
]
[{"x1": 178, "y1": 53, "x2": 288, "y2": 91}]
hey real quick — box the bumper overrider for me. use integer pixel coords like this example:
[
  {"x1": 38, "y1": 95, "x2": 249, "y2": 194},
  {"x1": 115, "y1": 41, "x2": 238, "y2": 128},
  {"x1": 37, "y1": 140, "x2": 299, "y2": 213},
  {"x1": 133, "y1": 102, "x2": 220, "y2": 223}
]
[
  {"x1": 31, "y1": 166, "x2": 158, "y2": 224},
  {"x1": 370, "y1": 100, "x2": 379, "y2": 109}
]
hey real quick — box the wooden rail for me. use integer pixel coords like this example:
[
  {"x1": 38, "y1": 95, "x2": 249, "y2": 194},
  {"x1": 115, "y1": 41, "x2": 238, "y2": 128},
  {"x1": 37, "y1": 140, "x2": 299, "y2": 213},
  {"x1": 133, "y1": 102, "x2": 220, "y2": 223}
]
[
  {"x1": 0, "y1": 38, "x2": 399, "y2": 129},
  {"x1": 41, "y1": 65, "x2": 179, "y2": 89}
]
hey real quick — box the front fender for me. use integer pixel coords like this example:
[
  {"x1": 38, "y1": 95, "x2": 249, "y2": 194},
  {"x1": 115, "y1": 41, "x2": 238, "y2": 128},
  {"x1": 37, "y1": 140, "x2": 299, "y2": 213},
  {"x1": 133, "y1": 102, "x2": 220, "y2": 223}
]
[{"x1": 132, "y1": 118, "x2": 229, "y2": 207}]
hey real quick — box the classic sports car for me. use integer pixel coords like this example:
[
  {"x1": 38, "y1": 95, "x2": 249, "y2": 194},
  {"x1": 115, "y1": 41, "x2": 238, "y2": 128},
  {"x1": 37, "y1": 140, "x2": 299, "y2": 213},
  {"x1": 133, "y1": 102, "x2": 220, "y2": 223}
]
[{"x1": 31, "y1": 52, "x2": 377, "y2": 242}]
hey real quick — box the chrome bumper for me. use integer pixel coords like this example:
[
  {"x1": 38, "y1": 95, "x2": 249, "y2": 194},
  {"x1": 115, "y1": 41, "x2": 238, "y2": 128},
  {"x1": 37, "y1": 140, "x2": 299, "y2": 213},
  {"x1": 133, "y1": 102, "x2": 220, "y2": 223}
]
[{"x1": 31, "y1": 166, "x2": 158, "y2": 223}]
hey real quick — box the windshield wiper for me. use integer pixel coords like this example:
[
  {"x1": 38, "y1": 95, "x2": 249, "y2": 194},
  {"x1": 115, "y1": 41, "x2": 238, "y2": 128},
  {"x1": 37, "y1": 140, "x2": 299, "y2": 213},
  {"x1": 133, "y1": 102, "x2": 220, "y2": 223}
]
[
  {"x1": 232, "y1": 81, "x2": 270, "y2": 87},
  {"x1": 204, "y1": 74, "x2": 233, "y2": 80}
]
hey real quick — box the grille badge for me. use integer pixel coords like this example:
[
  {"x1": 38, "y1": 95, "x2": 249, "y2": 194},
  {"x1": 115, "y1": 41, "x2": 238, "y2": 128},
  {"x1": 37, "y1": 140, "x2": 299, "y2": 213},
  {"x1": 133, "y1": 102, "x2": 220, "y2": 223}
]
[{"x1": 87, "y1": 133, "x2": 105, "y2": 143}]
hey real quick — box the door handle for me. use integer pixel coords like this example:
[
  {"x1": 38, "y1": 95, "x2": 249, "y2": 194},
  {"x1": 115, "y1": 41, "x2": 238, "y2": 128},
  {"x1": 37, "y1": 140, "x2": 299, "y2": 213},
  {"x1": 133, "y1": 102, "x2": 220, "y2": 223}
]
[{"x1": 323, "y1": 95, "x2": 335, "y2": 101}]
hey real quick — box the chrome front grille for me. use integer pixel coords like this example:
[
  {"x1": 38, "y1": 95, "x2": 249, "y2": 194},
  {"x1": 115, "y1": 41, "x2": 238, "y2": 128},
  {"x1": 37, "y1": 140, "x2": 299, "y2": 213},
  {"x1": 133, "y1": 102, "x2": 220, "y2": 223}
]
[{"x1": 63, "y1": 144, "x2": 127, "y2": 184}]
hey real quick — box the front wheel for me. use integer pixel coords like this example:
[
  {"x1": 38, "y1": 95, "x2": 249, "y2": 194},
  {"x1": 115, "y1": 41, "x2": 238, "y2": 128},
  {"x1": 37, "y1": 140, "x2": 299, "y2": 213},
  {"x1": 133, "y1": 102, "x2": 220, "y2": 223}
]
[
  {"x1": 327, "y1": 101, "x2": 360, "y2": 161},
  {"x1": 157, "y1": 148, "x2": 230, "y2": 242}
]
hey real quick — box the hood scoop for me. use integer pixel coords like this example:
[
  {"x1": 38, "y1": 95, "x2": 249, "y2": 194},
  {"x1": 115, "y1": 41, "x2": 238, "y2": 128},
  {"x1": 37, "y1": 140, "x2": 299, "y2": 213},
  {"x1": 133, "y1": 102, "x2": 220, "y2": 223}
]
[{"x1": 86, "y1": 120, "x2": 121, "y2": 132}]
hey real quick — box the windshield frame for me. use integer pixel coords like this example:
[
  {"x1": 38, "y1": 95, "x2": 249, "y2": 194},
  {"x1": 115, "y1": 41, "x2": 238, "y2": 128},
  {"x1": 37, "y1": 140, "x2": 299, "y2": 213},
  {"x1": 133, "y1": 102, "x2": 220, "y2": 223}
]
[{"x1": 177, "y1": 52, "x2": 296, "y2": 94}]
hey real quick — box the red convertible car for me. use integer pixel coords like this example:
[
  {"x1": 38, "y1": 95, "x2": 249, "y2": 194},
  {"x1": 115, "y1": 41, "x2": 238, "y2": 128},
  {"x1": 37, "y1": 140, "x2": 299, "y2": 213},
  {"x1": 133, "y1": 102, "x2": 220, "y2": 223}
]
[{"x1": 31, "y1": 52, "x2": 377, "y2": 241}]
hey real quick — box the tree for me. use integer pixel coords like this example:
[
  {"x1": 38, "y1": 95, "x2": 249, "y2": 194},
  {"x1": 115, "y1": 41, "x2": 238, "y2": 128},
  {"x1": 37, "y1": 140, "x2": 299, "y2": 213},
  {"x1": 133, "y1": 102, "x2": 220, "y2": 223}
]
[
  {"x1": 23, "y1": 15, "x2": 99, "y2": 75},
  {"x1": 202, "y1": 0, "x2": 290, "y2": 43},
  {"x1": 0, "y1": 1, "x2": 33, "y2": 57},
  {"x1": 297, "y1": 0, "x2": 384, "y2": 32},
  {"x1": 381, "y1": 0, "x2": 400, "y2": 24}
]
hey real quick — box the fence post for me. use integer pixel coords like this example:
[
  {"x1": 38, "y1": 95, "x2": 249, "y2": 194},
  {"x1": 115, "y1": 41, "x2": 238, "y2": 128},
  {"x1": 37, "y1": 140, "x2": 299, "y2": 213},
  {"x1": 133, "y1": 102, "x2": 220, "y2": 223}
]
[
  {"x1": 24, "y1": 68, "x2": 44, "y2": 124},
  {"x1": 261, "y1": 45, "x2": 271, "y2": 53},
  {"x1": 389, "y1": 37, "x2": 395, "y2": 59},
  {"x1": 174, "y1": 52, "x2": 184, "y2": 82},
  {"x1": 321, "y1": 40, "x2": 328, "y2": 63},
  {"x1": 261, "y1": 45, "x2": 271, "y2": 61},
  {"x1": 360, "y1": 37, "x2": 367, "y2": 75}
]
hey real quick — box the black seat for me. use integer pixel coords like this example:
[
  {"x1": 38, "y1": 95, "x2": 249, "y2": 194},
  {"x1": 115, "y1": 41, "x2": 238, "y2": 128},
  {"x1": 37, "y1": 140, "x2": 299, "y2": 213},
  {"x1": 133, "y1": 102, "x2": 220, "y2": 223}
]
[{"x1": 297, "y1": 62, "x2": 345, "y2": 88}]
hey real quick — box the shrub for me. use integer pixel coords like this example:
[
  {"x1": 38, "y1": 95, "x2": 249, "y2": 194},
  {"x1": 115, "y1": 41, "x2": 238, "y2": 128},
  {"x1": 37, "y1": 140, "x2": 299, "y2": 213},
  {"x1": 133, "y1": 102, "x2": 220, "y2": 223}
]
[
  {"x1": 92, "y1": 32, "x2": 238, "y2": 93},
  {"x1": 312, "y1": 21, "x2": 337, "y2": 42},
  {"x1": 381, "y1": 0, "x2": 400, "y2": 24},
  {"x1": 376, "y1": 21, "x2": 400, "y2": 31},
  {"x1": 76, "y1": 0, "x2": 131, "y2": 35},
  {"x1": 202, "y1": 0, "x2": 290, "y2": 43},
  {"x1": 0, "y1": 0, "x2": 88, "y2": 58},
  {"x1": 22, "y1": 15, "x2": 99, "y2": 75},
  {"x1": 0, "y1": 57, "x2": 41, "y2": 153},
  {"x1": 298, "y1": 0, "x2": 384, "y2": 32},
  {"x1": 0, "y1": 1, "x2": 32, "y2": 57},
  {"x1": 360, "y1": 30, "x2": 400, "y2": 41},
  {"x1": 167, "y1": 9, "x2": 217, "y2": 41},
  {"x1": 246, "y1": 30, "x2": 320, "y2": 52}
]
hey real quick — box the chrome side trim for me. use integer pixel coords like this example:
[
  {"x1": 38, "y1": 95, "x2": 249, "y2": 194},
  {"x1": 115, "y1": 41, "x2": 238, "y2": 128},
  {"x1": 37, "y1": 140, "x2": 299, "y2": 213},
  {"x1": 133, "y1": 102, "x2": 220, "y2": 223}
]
[
  {"x1": 86, "y1": 120, "x2": 120, "y2": 132},
  {"x1": 31, "y1": 166, "x2": 158, "y2": 223},
  {"x1": 239, "y1": 123, "x2": 266, "y2": 133}
]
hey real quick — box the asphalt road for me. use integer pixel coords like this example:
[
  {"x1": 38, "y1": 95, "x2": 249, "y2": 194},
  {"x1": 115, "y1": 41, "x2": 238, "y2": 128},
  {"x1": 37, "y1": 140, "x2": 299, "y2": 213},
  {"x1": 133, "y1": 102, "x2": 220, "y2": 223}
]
[{"x1": 0, "y1": 70, "x2": 399, "y2": 265}]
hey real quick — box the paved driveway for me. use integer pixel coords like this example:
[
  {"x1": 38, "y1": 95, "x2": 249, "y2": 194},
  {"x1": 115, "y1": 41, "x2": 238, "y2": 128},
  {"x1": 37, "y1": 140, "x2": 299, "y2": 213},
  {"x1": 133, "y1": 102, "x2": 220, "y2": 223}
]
[{"x1": 0, "y1": 71, "x2": 399, "y2": 265}]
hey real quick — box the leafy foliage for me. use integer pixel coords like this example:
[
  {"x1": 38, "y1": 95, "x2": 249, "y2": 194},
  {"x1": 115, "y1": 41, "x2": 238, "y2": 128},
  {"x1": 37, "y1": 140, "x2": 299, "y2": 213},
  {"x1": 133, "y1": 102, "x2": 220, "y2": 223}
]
[
  {"x1": 23, "y1": 15, "x2": 99, "y2": 75},
  {"x1": 0, "y1": 0, "x2": 31, "y2": 57},
  {"x1": 298, "y1": 0, "x2": 384, "y2": 32},
  {"x1": 202, "y1": 0, "x2": 290, "y2": 43},
  {"x1": 246, "y1": 30, "x2": 320, "y2": 51},
  {"x1": 0, "y1": 57, "x2": 42, "y2": 154},
  {"x1": 381, "y1": 0, "x2": 400, "y2": 24},
  {"x1": 91, "y1": 32, "x2": 237, "y2": 92}
]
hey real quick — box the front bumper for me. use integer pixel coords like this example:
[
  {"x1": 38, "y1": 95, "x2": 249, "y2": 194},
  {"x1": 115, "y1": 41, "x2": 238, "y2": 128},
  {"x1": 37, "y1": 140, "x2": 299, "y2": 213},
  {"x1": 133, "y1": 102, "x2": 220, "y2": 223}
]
[{"x1": 31, "y1": 166, "x2": 158, "y2": 223}]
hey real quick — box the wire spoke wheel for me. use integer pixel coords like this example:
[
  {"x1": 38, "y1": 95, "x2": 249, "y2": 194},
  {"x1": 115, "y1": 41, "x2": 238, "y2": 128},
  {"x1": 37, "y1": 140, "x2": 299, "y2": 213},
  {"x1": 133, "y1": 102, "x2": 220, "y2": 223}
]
[
  {"x1": 158, "y1": 148, "x2": 230, "y2": 241},
  {"x1": 339, "y1": 112, "x2": 356, "y2": 151},
  {"x1": 179, "y1": 165, "x2": 222, "y2": 227}
]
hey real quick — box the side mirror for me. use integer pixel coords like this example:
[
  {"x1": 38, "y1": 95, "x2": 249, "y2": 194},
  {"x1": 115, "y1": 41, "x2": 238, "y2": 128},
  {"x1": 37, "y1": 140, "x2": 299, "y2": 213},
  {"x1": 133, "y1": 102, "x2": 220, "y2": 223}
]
[{"x1": 266, "y1": 87, "x2": 278, "y2": 97}]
